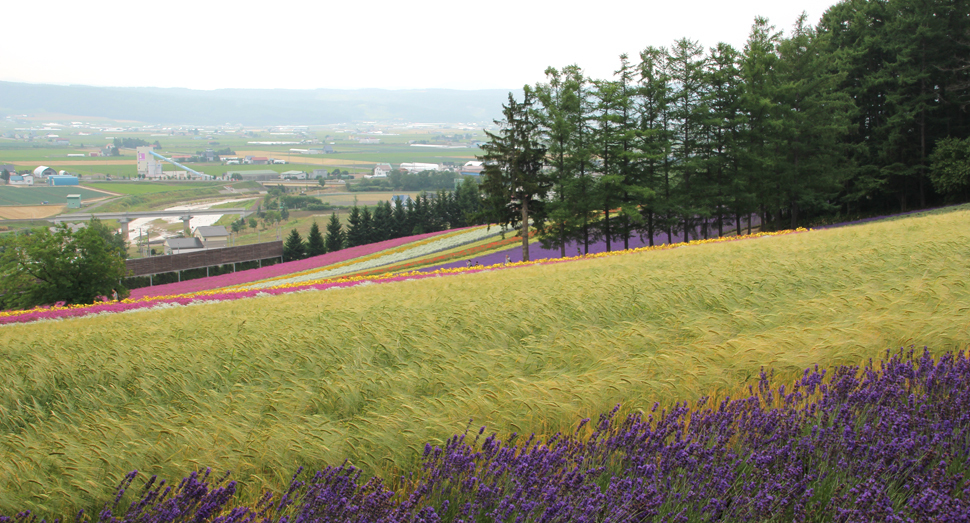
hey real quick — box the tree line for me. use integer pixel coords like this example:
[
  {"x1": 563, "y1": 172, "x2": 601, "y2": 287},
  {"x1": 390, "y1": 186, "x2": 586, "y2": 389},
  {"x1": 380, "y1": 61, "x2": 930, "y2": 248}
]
[
  {"x1": 477, "y1": 0, "x2": 970, "y2": 261},
  {"x1": 282, "y1": 180, "x2": 484, "y2": 261}
]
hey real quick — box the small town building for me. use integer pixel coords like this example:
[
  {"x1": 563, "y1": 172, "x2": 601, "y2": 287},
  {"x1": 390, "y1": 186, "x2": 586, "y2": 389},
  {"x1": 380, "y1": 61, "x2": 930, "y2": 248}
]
[
  {"x1": 54, "y1": 138, "x2": 70, "y2": 145},
  {"x1": 400, "y1": 162, "x2": 441, "y2": 173},
  {"x1": 372, "y1": 163, "x2": 392, "y2": 178},
  {"x1": 9, "y1": 175, "x2": 34, "y2": 186},
  {"x1": 48, "y1": 175, "x2": 79, "y2": 186},
  {"x1": 0, "y1": 164, "x2": 15, "y2": 174},
  {"x1": 281, "y1": 170, "x2": 307, "y2": 179},
  {"x1": 460, "y1": 160, "x2": 485, "y2": 175},
  {"x1": 251, "y1": 157, "x2": 269, "y2": 165},
  {"x1": 66, "y1": 194, "x2": 81, "y2": 209},
  {"x1": 358, "y1": 138, "x2": 381, "y2": 145},
  {"x1": 226, "y1": 170, "x2": 280, "y2": 181},
  {"x1": 164, "y1": 237, "x2": 206, "y2": 255},
  {"x1": 193, "y1": 225, "x2": 229, "y2": 249},
  {"x1": 312, "y1": 169, "x2": 329, "y2": 178}
]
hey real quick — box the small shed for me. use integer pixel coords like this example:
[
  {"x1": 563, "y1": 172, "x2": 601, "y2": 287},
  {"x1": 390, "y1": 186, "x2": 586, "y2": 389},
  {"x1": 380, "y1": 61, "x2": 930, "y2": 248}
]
[
  {"x1": 164, "y1": 237, "x2": 205, "y2": 255},
  {"x1": 66, "y1": 194, "x2": 81, "y2": 209},
  {"x1": 194, "y1": 225, "x2": 229, "y2": 249}
]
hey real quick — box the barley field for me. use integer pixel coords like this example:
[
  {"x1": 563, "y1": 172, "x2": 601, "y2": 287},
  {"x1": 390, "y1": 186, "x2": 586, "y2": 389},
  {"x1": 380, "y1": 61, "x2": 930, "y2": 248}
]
[{"x1": 1, "y1": 205, "x2": 968, "y2": 516}]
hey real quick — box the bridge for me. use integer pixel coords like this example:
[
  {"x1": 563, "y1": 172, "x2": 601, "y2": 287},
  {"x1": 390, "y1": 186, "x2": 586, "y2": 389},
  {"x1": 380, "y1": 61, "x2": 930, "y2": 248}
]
[{"x1": 52, "y1": 209, "x2": 254, "y2": 236}]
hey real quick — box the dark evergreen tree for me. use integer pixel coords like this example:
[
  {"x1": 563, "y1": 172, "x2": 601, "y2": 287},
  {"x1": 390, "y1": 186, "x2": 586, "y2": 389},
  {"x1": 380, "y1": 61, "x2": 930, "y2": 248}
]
[
  {"x1": 741, "y1": 17, "x2": 784, "y2": 230},
  {"x1": 283, "y1": 229, "x2": 307, "y2": 261},
  {"x1": 324, "y1": 212, "x2": 345, "y2": 252},
  {"x1": 345, "y1": 205, "x2": 365, "y2": 247},
  {"x1": 454, "y1": 178, "x2": 482, "y2": 226},
  {"x1": 773, "y1": 14, "x2": 853, "y2": 227},
  {"x1": 372, "y1": 201, "x2": 392, "y2": 242},
  {"x1": 705, "y1": 42, "x2": 746, "y2": 237},
  {"x1": 535, "y1": 66, "x2": 580, "y2": 257},
  {"x1": 306, "y1": 221, "x2": 326, "y2": 256},
  {"x1": 360, "y1": 206, "x2": 375, "y2": 244},
  {"x1": 391, "y1": 198, "x2": 407, "y2": 238},
  {"x1": 669, "y1": 38, "x2": 711, "y2": 240},
  {"x1": 404, "y1": 197, "x2": 417, "y2": 236}
]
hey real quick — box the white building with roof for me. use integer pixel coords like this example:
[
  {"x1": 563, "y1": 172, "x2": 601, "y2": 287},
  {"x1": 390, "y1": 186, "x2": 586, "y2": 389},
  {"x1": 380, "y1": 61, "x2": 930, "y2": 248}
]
[
  {"x1": 399, "y1": 162, "x2": 441, "y2": 173},
  {"x1": 370, "y1": 163, "x2": 392, "y2": 178},
  {"x1": 33, "y1": 166, "x2": 56, "y2": 177}
]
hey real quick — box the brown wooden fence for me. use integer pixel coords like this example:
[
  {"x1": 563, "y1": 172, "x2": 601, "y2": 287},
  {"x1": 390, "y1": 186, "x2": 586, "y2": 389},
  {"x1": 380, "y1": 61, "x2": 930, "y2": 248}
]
[{"x1": 125, "y1": 241, "x2": 284, "y2": 277}]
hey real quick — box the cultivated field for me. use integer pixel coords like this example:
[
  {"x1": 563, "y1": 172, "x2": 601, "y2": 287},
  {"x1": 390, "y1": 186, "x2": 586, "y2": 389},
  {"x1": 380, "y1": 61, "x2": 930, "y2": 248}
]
[
  {"x1": 0, "y1": 186, "x2": 111, "y2": 206},
  {"x1": 0, "y1": 204, "x2": 66, "y2": 219},
  {"x1": 84, "y1": 182, "x2": 219, "y2": 196},
  {"x1": 2, "y1": 206, "x2": 968, "y2": 516}
]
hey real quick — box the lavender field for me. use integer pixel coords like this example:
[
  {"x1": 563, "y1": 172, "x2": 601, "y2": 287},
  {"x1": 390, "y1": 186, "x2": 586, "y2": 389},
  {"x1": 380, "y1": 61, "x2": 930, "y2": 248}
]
[{"x1": 8, "y1": 349, "x2": 968, "y2": 523}]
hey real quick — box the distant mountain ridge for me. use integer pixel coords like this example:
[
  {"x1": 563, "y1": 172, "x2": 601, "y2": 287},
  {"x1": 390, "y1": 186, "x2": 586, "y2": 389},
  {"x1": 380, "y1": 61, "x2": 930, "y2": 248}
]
[{"x1": 0, "y1": 82, "x2": 520, "y2": 125}]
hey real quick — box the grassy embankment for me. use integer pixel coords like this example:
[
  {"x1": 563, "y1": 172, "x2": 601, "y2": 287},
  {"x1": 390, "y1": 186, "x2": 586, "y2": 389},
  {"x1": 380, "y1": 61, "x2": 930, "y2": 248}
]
[
  {"x1": 1, "y1": 206, "x2": 968, "y2": 516},
  {"x1": 92, "y1": 182, "x2": 261, "y2": 213}
]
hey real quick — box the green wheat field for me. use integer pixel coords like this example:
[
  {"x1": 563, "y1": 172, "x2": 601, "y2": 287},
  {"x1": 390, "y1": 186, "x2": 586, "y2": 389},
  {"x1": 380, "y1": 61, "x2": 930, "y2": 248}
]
[{"x1": 1, "y1": 205, "x2": 968, "y2": 515}]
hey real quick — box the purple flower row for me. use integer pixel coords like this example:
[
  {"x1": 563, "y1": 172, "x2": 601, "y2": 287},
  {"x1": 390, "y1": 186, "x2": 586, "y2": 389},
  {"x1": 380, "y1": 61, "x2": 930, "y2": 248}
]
[
  {"x1": 421, "y1": 204, "x2": 962, "y2": 272},
  {"x1": 130, "y1": 230, "x2": 456, "y2": 299},
  {"x1": 421, "y1": 216, "x2": 764, "y2": 271},
  {"x1": 11, "y1": 349, "x2": 967, "y2": 522}
]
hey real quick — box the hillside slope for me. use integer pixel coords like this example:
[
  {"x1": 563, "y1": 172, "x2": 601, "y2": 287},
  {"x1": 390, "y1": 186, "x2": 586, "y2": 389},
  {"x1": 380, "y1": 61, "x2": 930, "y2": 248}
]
[{"x1": 1, "y1": 205, "x2": 968, "y2": 515}]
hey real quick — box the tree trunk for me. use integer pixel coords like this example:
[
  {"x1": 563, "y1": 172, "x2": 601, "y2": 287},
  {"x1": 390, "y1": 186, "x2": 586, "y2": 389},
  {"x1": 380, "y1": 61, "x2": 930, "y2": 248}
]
[
  {"x1": 521, "y1": 198, "x2": 530, "y2": 262},
  {"x1": 604, "y1": 208, "x2": 611, "y2": 252},
  {"x1": 559, "y1": 222, "x2": 566, "y2": 259},
  {"x1": 648, "y1": 211, "x2": 655, "y2": 247}
]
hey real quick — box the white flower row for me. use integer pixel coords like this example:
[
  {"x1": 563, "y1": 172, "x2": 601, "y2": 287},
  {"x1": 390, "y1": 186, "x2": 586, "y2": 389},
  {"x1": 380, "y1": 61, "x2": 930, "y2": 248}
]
[{"x1": 243, "y1": 226, "x2": 506, "y2": 289}]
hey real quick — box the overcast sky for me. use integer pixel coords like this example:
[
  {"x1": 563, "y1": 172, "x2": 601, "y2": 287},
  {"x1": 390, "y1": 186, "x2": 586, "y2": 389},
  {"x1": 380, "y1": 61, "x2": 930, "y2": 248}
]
[{"x1": 4, "y1": 0, "x2": 842, "y2": 91}]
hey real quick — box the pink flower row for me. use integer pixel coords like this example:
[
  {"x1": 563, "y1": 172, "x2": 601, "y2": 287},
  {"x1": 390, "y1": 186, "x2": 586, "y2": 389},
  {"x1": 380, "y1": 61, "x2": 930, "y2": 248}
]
[{"x1": 130, "y1": 229, "x2": 455, "y2": 299}]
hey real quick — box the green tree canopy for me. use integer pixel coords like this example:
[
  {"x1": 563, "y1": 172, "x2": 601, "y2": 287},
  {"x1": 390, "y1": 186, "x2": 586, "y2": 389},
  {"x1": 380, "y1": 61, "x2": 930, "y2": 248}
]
[
  {"x1": 929, "y1": 136, "x2": 970, "y2": 200},
  {"x1": 0, "y1": 219, "x2": 128, "y2": 310}
]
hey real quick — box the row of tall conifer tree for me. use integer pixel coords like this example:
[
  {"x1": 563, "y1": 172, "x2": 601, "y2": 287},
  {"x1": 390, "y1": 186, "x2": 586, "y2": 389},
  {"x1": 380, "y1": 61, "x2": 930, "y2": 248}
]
[
  {"x1": 480, "y1": 0, "x2": 969, "y2": 257},
  {"x1": 283, "y1": 184, "x2": 485, "y2": 261}
]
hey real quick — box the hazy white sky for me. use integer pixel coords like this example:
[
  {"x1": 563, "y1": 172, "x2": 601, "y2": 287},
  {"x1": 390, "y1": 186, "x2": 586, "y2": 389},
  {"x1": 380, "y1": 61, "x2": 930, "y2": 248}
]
[{"x1": 4, "y1": 0, "x2": 841, "y2": 91}]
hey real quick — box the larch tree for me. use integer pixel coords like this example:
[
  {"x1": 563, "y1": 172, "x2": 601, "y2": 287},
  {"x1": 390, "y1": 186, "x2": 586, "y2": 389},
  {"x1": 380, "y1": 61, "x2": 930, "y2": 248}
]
[{"x1": 479, "y1": 91, "x2": 549, "y2": 262}]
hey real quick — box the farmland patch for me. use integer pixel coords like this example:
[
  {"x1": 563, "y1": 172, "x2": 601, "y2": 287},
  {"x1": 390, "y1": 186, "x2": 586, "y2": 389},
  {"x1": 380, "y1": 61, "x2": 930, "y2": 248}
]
[{"x1": 0, "y1": 186, "x2": 112, "y2": 206}]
